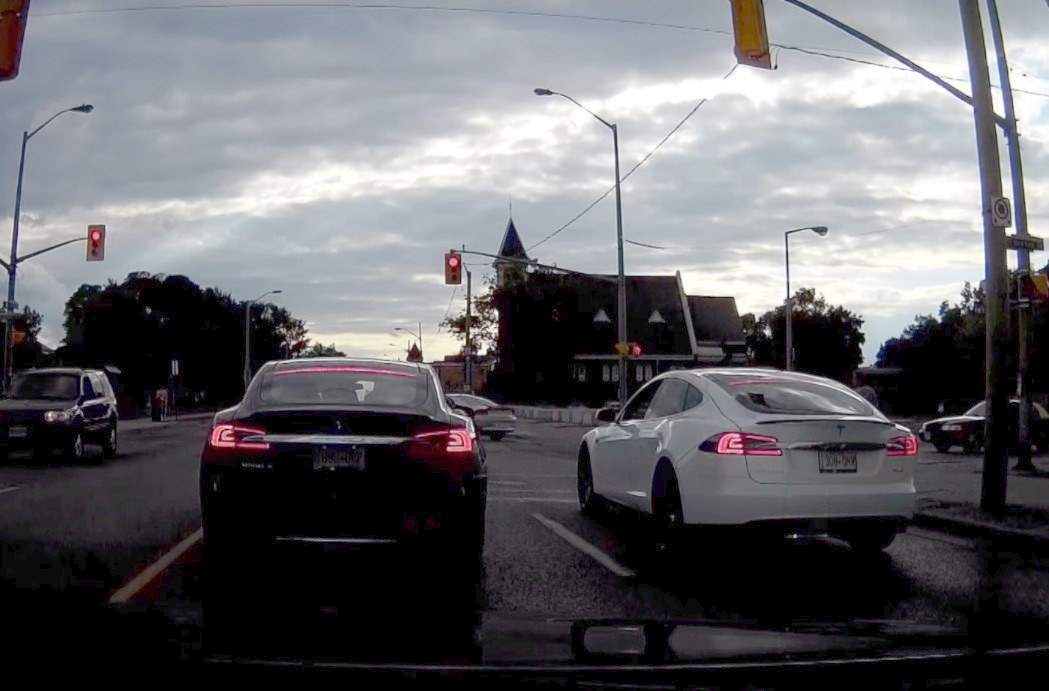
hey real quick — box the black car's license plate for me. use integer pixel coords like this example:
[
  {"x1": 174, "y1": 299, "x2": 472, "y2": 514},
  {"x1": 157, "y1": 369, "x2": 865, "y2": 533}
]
[
  {"x1": 818, "y1": 449, "x2": 857, "y2": 473},
  {"x1": 312, "y1": 446, "x2": 366, "y2": 471},
  {"x1": 8, "y1": 425, "x2": 28, "y2": 439}
]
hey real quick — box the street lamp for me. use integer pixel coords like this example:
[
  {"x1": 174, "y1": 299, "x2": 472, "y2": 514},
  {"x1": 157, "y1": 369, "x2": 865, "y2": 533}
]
[
  {"x1": 535, "y1": 87, "x2": 628, "y2": 407},
  {"x1": 394, "y1": 323, "x2": 422, "y2": 360},
  {"x1": 784, "y1": 226, "x2": 828, "y2": 371},
  {"x1": 5, "y1": 104, "x2": 93, "y2": 388},
  {"x1": 244, "y1": 289, "x2": 282, "y2": 390}
]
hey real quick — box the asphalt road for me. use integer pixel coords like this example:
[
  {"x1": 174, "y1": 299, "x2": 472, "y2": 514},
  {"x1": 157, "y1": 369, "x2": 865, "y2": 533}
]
[{"x1": 3, "y1": 417, "x2": 1049, "y2": 667}]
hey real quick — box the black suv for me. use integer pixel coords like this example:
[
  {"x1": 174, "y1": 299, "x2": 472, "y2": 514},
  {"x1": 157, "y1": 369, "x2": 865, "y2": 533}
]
[{"x1": 0, "y1": 368, "x2": 119, "y2": 461}]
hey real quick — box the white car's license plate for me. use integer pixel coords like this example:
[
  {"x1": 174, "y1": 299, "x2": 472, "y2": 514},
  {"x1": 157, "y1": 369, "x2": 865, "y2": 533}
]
[
  {"x1": 818, "y1": 449, "x2": 857, "y2": 473},
  {"x1": 312, "y1": 446, "x2": 366, "y2": 471},
  {"x1": 8, "y1": 426, "x2": 28, "y2": 439}
]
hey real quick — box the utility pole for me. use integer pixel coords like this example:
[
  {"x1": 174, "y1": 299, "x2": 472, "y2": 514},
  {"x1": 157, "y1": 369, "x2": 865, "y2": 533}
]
[
  {"x1": 960, "y1": 0, "x2": 1010, "y2": 517},
  {"x1": 986, "y1": 0, "x2": 1035, "y2": 471},
  {"x1": 465, "y1": 269, "x2": 472, "y2": 393}
]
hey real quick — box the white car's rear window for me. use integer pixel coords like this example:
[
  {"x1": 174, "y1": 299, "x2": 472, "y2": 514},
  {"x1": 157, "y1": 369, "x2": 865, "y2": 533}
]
[{"x1": 708, "y1": 374, "x2": 876, "y2": 416}]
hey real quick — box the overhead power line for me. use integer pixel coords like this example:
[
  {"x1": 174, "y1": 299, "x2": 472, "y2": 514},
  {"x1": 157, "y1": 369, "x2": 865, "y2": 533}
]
[{"x1": 527, "y1": 61, "x2": 739, "y2": 253}]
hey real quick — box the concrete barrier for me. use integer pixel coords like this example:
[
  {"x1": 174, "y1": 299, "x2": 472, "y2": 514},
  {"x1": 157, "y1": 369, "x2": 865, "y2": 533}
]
[{"x1": 511, "y1": 406, "x2": 598, "y2": 426}]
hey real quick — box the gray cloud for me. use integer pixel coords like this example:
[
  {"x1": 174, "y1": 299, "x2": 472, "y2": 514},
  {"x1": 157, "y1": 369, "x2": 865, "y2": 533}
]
[{"x1": 2, "y1": 0, "x2": 1047, "y2": 365}]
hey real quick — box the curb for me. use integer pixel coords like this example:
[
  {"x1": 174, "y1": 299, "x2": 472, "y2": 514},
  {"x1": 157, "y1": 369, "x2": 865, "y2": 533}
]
[{"x1": 912, "y1": 511, "x2": 1049, "y2": 552}]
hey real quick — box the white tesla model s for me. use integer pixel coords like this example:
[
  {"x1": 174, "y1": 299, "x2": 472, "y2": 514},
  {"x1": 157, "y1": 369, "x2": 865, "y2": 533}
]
[{"x1": 577, "y1": 368, "x2": 918, "y2": 551}]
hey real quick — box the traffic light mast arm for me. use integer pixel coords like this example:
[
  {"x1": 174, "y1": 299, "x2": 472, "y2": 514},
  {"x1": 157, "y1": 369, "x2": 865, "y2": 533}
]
[
  {"x1": 16, "y1": 236, "x2": 85, "y2": 264},
  {"x1": 780, "y1": 0, "x2": 1006, "y2": 129},
  {"x1": 458, "y1": 247, "x2": 618, "y2": 284}
]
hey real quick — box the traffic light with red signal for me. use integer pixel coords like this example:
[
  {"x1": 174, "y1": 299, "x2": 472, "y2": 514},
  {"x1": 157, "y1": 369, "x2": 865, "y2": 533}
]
[
  {"x1": 445, "y1": 251, "x2": 462, "y2": 285},
  {"x1": 86, "y1": 224, "x2": 106, "y2": 261}
]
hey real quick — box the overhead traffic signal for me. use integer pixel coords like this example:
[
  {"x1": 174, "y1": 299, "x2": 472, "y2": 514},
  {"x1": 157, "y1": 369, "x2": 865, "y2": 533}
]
[
  {"x1": 86, "y1": 224, "x2": 105, "y2": 261},
  {"x1": 445, "y1": 251, "x2": 462, "y2": 285},
  {"x1": 614, "y1": 342, "x2": 643, "y2": 357},
  {"x1": 0, "y1": 0, "x2": 30, "y2": 82}
]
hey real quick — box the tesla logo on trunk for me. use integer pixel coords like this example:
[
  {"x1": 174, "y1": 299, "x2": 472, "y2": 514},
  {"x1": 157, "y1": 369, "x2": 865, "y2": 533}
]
[
  {"x1": 334, "y1": 419, "x2": 344, "y2": 432},
  {"x1": 836, "y1": 424, "x2": 846, "y2": 437}
]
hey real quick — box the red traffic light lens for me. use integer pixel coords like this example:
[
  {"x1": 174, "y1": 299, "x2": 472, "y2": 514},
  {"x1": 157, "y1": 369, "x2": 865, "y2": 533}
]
[
  {"x1": 448, "y1": 256, "x2": 460, "y2": 268},
  {"x1": 90, "y1": 230, "x2": 102, "y2": 242}
]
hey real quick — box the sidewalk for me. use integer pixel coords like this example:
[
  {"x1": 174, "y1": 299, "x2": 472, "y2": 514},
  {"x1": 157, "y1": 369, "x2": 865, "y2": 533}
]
[
  {"x1": 119, "y1": 410, "x2": 217, "y2": 433},
  {"x1": 913, "y1": 446, "x2": 1049, "y2": 549}
]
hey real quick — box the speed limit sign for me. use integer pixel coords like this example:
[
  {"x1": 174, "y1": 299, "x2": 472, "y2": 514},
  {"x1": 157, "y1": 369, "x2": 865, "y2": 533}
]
[{"x1": 992, "y1": 196, "x2": 1012, "y2": 228}]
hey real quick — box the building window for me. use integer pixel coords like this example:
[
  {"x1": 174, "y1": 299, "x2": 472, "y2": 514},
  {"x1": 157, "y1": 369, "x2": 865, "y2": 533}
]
[
  {"x1": 635, "y1": 363, "x2": 654, "y2": 381},
  {"x1": 645, "y1": 364, "x2": 654, "y2": 380},
  {"x1": 574, "y1": 364, "x2": 587, "y2": 382},
  {"x1": 603, "y1": 364, "x2": 619, "y2": 382}
]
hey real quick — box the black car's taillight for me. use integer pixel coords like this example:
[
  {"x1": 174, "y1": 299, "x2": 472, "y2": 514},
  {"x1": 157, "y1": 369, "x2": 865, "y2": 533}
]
[
  {"x1": 207, "y1": 423, "x2": 269, "y2": 451},
  {"x1": 407, "y1": 427, "x2": 475, "y2": 472}
]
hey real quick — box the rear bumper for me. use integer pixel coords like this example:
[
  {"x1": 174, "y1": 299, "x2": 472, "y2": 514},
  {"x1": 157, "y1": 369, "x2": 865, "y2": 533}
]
[
  {"x1": 919, "y1": 429, "x2": 972, "y2": 445},
  {"x1": 200, "y1": 466, "x2": 486, "y2": 544},
  {"x1": 679, "y1": 474, "x2": 916, "y2": 526}
]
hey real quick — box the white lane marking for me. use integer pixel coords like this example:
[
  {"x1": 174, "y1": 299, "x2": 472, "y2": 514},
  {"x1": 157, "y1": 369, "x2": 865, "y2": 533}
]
[
  {"x1": 108, "y1": 528, "x2": 203, "y2": 604},
  {"x1": 489, "y1": 480, "x2": 528, "y2": 486},
  {"x1": 532, "y1": 513, "x2": 636, "y2": 578},
  {"x1": 490, "y1": 474, "x2": 574, "y2": 479},
  {"x1": 489, "y1": 496, "x2": 578, "y2": 504},
  {"x1": 0, "y1": 485, "x2": 19, "y2": 495}
]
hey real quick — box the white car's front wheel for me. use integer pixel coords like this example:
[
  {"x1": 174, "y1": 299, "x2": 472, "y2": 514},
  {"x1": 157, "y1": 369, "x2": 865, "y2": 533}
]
[
  {"x1": 577, "y1": 451, "x2": 603, "y2": 516},
  {"x1": 652, "y1": 467, "x2": 684, "y2": 549}
]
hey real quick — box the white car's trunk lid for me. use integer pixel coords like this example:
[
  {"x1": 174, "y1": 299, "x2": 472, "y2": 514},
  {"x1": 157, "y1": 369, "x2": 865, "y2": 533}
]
[{"x1": 740, "y1": 416, "x2": 904, "y2": 485}]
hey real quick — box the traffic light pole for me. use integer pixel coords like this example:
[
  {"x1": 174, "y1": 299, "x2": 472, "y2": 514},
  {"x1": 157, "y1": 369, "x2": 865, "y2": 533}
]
[
  {"x1": 986, "y1": 0, "x2": 1035, "y2": 471},
  {"x1": 959, "y1": 0, "x2": 1010, "y2": 517},
  {"x1": 465, "y1": 269, "x2": 472, "y2": 393}
]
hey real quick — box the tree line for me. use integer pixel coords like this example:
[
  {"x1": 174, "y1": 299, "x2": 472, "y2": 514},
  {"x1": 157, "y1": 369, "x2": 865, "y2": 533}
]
[{"x1": 51, "y1": 271, "x2": 324, "y2": 412}]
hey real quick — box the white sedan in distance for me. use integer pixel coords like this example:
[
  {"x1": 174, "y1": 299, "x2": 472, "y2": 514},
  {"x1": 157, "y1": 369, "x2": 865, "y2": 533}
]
[{"x1": 576, "y1": 368, "x2": 918, "y2": 552}]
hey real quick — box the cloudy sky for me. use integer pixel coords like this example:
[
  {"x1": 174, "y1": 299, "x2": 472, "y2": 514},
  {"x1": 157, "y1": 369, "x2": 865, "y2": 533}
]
[{"x1": 3, "y1": 0, "x2": 1048, "y2": 364}]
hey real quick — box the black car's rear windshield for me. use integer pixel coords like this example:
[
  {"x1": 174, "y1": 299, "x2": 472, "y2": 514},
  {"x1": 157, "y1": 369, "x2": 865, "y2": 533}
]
[
  {"x1": 9, "y1": 373, "x2": 79, "y2": 400},
  {"x1": 258, "y1": 364, "x2": 431, "y2": 407},
  {"x1": 707, "y1": 373, "x2": 876, "y2": 416}
]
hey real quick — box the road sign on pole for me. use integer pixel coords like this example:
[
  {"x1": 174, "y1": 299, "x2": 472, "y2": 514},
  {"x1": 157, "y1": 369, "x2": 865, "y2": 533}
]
[
  {"x1": 991, "y1": 196, "x2": 1012, "y2": 227},
  {"x1": 1008, "y1": 234, "x2": 1043, "y2": 252}
]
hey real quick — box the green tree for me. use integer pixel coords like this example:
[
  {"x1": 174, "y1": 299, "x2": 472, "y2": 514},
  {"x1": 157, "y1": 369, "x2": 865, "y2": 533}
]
[
  {"x1": 876, "y1": 282, "x2": 989, "y2": 413},
  {"x1": 742, "y1": 287, "x2": 865, "y2": 382},
  {"x1": 301, "y1": 342, "x2": 346, "y2": 358},
  {"x1": 442, "y1": 275, "x2": 498, "y2": 356},
  {"x1": 59, "y1": 272, "x2": 311, "y2": 408}
]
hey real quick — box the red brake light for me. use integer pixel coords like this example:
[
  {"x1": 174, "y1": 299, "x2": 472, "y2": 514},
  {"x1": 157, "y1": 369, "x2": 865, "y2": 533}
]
[
  {"x1": 701, "y1": 432, "x2": 782, "y2": 456},
  {"x1": 415, "y1": 428, "x2": 474, "y2": 453},
  {"x1": 209, "y1": 423, "x2": 270, "y2": 451},
  {"x1": 274, "y1": 366, "x2": 413, "y2": 377},
  {"x1": 887, "y1": 434, "x2": 918, "y2": 457}
]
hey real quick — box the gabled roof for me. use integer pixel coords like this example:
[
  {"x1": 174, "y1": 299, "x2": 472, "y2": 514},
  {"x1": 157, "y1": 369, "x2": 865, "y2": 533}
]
[
  {"x1": 564, "y1": 274, "x2": 694, "y2": 355},
  {"x1": 494, "y1": 218, "x2": 529, "y2": 266},
  {"x1": 687, "y1": 296, "x2": 744, "y2": 343}
]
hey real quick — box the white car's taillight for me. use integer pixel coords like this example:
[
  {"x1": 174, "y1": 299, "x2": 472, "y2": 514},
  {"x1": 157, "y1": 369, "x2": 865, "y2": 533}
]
[
  {"x1": 700, "y1": 432, "x2": 782, "y2": 456},
  {"x1": 886, "y1": 434, "x2": 918, "y2": 456}
]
